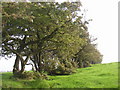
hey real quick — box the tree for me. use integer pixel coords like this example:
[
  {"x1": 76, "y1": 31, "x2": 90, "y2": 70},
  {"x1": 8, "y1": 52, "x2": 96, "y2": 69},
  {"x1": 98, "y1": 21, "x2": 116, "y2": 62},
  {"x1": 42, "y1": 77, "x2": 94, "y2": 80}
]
[
  {"x1": 28, "y1": 2, "x2": 86, "y2": 73},
  {"x1": 2, "y1": 2, "x2": 36, "y2": 74},
  {"x1": 74, "y1": 30, "x2": 103, "y2": 68},
  {"x1": 2, "y1": 2, "x2": 102, "y2": 77},
  {"x1": 2, "y1": 2, "x2": 86, "y2": 74}
]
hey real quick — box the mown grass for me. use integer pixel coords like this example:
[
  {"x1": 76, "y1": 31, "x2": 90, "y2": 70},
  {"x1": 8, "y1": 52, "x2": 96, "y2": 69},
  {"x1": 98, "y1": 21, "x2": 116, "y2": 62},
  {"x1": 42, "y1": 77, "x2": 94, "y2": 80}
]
[{"x1": 1, "y1": 62, "x2": 119, "y2": 88}]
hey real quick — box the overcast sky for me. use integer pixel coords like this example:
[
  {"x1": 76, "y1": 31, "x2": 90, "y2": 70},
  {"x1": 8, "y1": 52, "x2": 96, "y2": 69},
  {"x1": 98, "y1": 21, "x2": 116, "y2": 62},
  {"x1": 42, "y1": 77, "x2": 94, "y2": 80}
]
[
  {"x1": 0, "y1": 0, "x2": 119, "y2": 72},
  {"x1": 80, "y1": 0, "x2": 118, "y2": 63}
]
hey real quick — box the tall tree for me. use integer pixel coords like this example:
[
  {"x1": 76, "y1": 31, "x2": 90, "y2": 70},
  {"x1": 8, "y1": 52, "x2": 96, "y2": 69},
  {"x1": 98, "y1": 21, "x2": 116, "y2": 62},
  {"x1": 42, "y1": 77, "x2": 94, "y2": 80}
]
[
  {"x1": 2, "y1": 2, "x2": 85, "y2": 74},
  {"x1": 2, "y1": 2, "x2": 102, "y2": 76}
]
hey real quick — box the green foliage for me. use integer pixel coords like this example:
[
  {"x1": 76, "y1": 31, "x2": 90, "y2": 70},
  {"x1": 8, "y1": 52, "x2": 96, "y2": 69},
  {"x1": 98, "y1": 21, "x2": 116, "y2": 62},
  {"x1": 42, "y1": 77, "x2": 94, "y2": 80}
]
[
  {"x1": 75, "y1": 43, "x2": 103, "y2": 68},
  {"x1": 44, "y1": 59, "x2": 77, "y2": 75},
  {"x1": 13, "y1": 72, "x2": 34, "y2": 80},
  {"x1": 2, "y1": 2, "x2": 102, "y2": 76},
  {"x1": 12, "y1": 71, "x2": 48, "y2": 80},
  {"x1": 33, "y1": 72, "x2": 48, "y2": 80}
]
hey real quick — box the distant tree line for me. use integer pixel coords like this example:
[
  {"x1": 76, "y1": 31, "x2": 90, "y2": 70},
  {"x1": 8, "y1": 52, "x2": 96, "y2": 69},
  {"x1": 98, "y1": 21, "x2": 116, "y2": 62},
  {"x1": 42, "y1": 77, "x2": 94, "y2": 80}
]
[{"x1": 2, "y1": 2, "x2": 102, "y2": 78}]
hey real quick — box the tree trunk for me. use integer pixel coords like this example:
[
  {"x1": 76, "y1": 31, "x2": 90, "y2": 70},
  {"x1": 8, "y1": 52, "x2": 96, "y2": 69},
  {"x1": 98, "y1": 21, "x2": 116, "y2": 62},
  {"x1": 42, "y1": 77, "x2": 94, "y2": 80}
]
[
  {"x1": 20, "y1": 62, "x2": 25, "y2": 73},
  {"x1": 79, "y1": 60, "x2": 83, "y2": 68},
  {"x1": 32, "y1": 60, "x2": 38, "y2": 72},
  {"x1": 13, "y1": 56, "x2": 20, "y2": 74},
  {"x1": 38, "y1": 52, "x2": 42, "y2": 73}
]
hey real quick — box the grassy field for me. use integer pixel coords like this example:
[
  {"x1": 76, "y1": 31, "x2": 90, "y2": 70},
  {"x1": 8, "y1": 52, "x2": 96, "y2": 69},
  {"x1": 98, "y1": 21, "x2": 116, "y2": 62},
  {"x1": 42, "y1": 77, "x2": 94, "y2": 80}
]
[{"x1": 1, "y1": 62, "x2": 119, "y2": 88}]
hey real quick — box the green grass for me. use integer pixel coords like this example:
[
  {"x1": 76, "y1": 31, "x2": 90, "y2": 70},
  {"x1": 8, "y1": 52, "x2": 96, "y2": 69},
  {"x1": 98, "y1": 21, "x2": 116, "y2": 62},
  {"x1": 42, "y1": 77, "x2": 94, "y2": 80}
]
[
  {"x1": 0, "y1": 73, "x2": 2, "y2": 89},
  {"x1": 1, "y1": 62, "x2": 119, "y2": 88}
]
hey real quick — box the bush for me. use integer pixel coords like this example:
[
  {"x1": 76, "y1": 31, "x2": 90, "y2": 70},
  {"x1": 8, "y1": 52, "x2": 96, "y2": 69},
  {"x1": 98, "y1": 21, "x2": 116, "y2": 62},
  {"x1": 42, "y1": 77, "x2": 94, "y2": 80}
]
[
  {"x1": 47, "y1": 61, "x2": 77, "y2": 75},
  {"x1": 13, "y1": 72, "x2": 33, "y2": 80},
  {"x1": 13, "y1": 71, "x2": 48, "y2": 80},
  {"x1": 33, "y1": 72, "x2": 48, "y2": 80}
]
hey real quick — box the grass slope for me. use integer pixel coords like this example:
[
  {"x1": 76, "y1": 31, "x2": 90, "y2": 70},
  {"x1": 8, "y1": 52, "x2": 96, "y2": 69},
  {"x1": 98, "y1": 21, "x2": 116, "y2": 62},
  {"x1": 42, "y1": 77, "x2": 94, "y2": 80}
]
[{"x1": 1, "y1": 62, "x2": 119, "y2": 88}]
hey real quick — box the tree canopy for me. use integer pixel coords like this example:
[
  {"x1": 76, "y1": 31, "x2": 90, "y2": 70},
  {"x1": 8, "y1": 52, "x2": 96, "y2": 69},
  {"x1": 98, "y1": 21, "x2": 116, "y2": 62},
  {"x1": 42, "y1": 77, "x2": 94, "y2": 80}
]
[{"x1": 2, "y1": 2, "x2": 102, "y2": 77}]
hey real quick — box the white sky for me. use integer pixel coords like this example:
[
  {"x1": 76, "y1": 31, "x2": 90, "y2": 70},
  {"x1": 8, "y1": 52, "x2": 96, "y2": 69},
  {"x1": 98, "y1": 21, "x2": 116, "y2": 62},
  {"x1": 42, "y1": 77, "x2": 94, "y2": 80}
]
[
  {"x1": 80, "y1": 0, "x2": 118, "y2": 63},
  {"x1": 0, "y1": 0, "x2": 119, "y2": 72}
]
